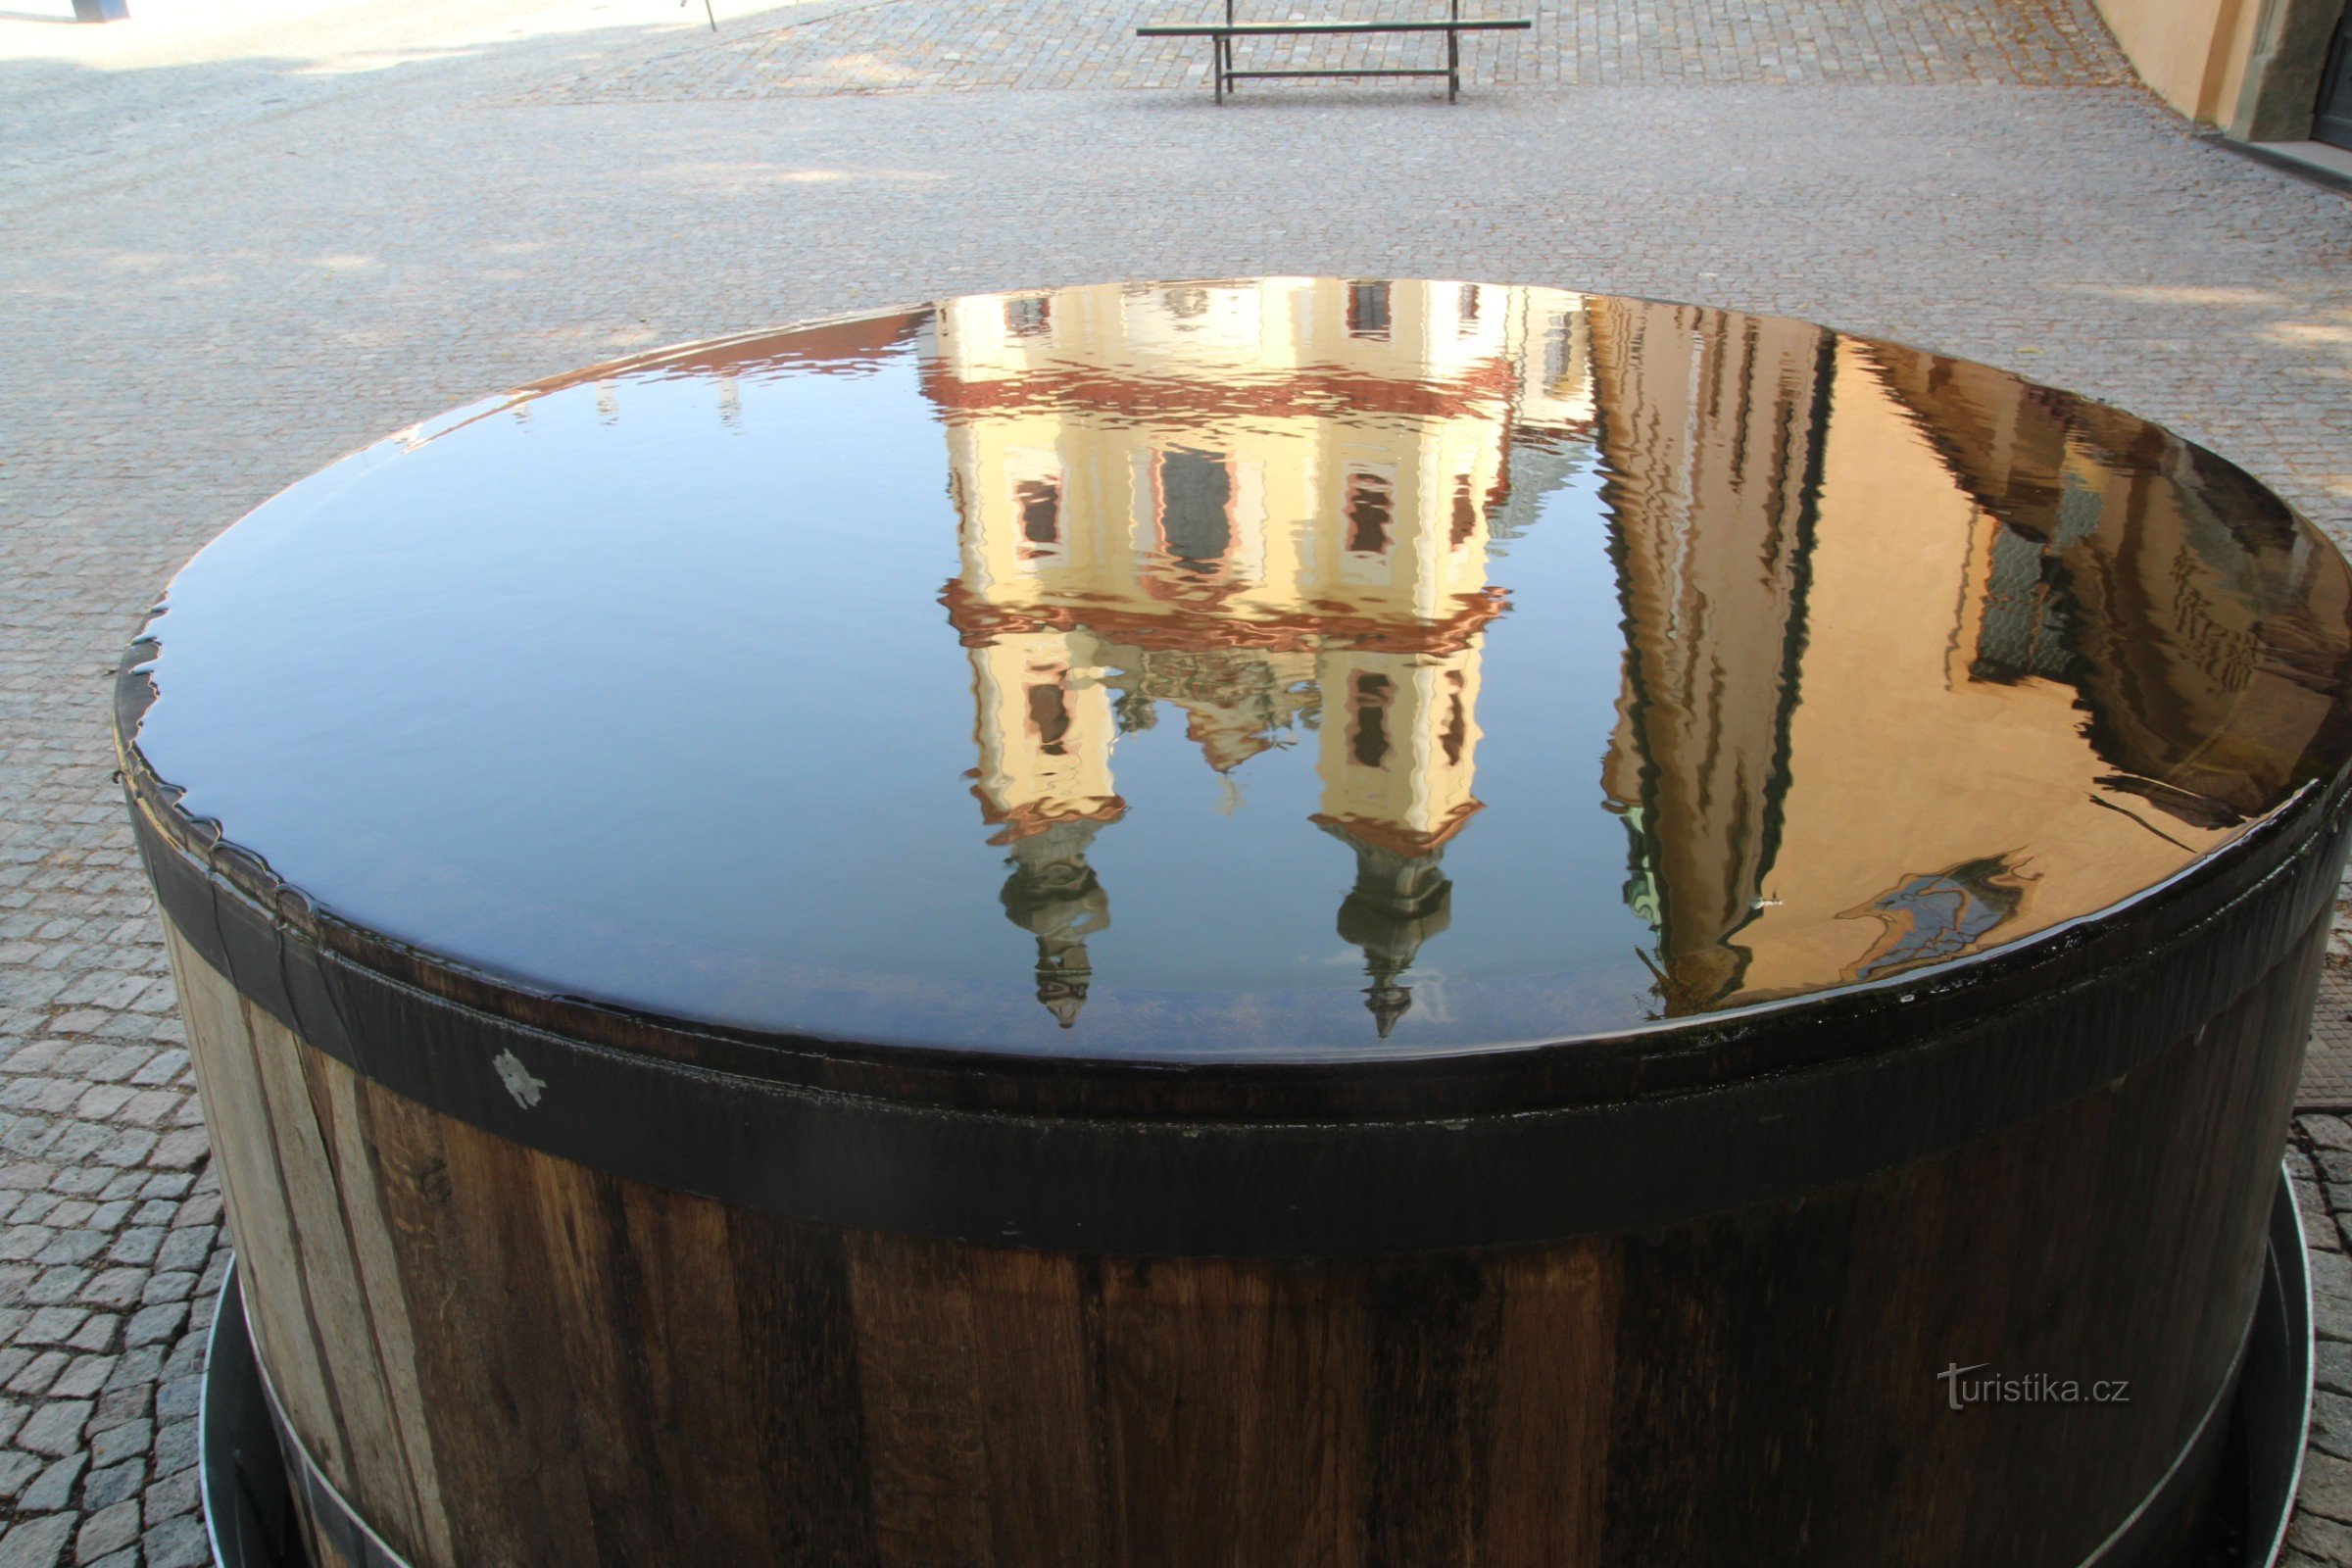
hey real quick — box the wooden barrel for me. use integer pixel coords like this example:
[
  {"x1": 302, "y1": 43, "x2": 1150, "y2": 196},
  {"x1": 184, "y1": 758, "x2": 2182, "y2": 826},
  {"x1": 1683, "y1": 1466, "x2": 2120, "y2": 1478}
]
[{"x1": 122, "y1": 282, "x2": 2352, "y2": 1568}]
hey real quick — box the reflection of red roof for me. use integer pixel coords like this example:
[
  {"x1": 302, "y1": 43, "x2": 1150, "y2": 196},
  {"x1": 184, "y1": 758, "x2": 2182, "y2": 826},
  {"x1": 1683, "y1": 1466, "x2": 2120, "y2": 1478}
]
[
  {"x1": 521, "y1": 310, "x2": 934, "y2": 396},
  {"x1": 975, "y1": 788, "x2": 1127, "y2": 845},
  {"x1": 1312, "y1": 804, "x2": 1483, "y2": 858},
  {"x1": 940, "y1": 578, "x2": 1508, "y2": 657},
  {"x1": 921, "y1": 357, "x2": 1521, "y2": 422}
]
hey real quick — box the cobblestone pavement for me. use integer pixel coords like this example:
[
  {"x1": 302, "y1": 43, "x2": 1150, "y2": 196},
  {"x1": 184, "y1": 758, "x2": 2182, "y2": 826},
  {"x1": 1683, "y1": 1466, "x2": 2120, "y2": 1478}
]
[
  {"x1": 2282, "y1": 1121, "x2": 2352, "y2": 1566},
  {"x1": 523, "y1": 0, "x2": 2129, "y2": 99},
  {"x1": 7, "y1": 0, "x2": 2352, "y2": 1561}
]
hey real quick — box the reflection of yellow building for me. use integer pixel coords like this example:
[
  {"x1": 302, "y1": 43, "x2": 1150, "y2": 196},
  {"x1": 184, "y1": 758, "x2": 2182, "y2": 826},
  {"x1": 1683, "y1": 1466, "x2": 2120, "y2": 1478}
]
[
  {"x1": 929, "y1": 279, "x2": 1592, "y2": 1032},
  {"x1": 1715, "y1": 349, "x2": 2249, "y2": 1006},
  {"x1": 919, "y1": 277, "x2": 2343, "y2": 1034},
  {"x1": 1865, "y1": 347, "x2": 2352, "y2": 827},
  {"x1": 1596, "y1": 305, "x2": 2351, "y2": 1015}
]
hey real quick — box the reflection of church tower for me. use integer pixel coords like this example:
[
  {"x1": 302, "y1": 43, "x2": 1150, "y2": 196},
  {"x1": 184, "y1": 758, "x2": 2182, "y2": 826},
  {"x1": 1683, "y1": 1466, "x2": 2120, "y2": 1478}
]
[
  {"x1": 1592, "y1": 300, "x2": 1833, "y2": 1013},
  {"x1": 933, "y1": 280, "x2": 1594, "y2": 1031},
  {"x1": 1322, "y1": 825, "x2": 1452, "y2": 1038},
  {"x1": 1312, "y1": 649, "x2": 1483, "y2": 1032},
  {"x1": 998, "y1": 820, "x2": 1109, "y2": 1028},
  {"x1": 965, "y1": 633, "x2": 1126, "y2": 1026}
]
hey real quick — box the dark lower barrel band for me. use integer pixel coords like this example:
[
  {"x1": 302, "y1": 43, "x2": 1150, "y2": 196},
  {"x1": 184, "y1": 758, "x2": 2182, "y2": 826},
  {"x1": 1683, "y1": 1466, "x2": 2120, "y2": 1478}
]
[{"x1": 132, "y1": 768, "x2": 2352, "y2": 1257}]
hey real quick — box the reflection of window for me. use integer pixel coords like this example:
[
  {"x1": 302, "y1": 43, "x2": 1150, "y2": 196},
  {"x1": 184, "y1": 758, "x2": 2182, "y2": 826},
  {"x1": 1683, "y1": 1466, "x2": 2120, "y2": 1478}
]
[
  {"x1": 1441, "y1": 673, "x2": 1467, "y2": 767},
  {"x1": 1350, "y1": 673, "x2": 1394, "y2": 768},
  {"x1": 1346, "y1": 472, "x2": 1393, "y2": 555},
  {"x1": 1016, "y1": 477, "x2": 1061, "y2": 545},
  {"x1": 1027, "y1": 683, "x2": 1072, "y2": 756},
  {"x1": 1158, "y1": 448, "x2": 1232, "y2": 564},
  {"x1": 1450, "y1": 476, "x2": 1479, "y2": 547},
  {"x1": 1457, "y1": 283, "x2": 1481, "y2": 327},
  {"x1": 1971, "y1": 521, "x2": 2073, "y2": 684},
  {"x1": 1544, "y1": 314, "x2": 1574, "y2": 388},
  {"x1": 1005, "y1": 297, "x2": 1052, "y2": 337},
  {"x1": 1347, "y1": 282, "x2": 1392, "y2": 339},
  {"x1": 1163, "y1": 286, "x2": 1210, "y2": 319}
]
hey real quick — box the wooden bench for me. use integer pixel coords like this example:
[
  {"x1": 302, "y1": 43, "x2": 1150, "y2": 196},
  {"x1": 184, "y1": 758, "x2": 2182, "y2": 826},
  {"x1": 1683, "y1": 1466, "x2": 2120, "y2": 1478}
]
[{"x1": 1137, "y1": 0, "x2": 1531, "y2": 102}]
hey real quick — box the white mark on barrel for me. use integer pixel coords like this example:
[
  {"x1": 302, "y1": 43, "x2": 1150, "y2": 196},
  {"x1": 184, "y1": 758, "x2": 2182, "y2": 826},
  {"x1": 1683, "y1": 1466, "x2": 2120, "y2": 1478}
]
[{"x1": 494, "y1": 1049, "x2": 546, "y2": 1110}]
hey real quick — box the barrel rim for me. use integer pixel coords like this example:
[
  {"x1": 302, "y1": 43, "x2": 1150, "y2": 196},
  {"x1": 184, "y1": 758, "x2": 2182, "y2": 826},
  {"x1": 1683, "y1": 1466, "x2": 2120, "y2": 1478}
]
[
  {"x1": 111, "y1": 286, "x2": 2352, "y2": 1115},
  {"x1": 118, "y1": 630, "x2": 2351, "y2": 1122}
]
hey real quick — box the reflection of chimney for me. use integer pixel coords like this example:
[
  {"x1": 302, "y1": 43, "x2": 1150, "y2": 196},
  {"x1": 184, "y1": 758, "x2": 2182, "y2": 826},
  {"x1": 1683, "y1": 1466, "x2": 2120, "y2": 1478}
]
[
  {"x1": 999, "y1": 820, "x2": 1110, "y2": 1028},
  {"x1": 1321, "y1": 823, "x2": 1451, "y2": 1039}
]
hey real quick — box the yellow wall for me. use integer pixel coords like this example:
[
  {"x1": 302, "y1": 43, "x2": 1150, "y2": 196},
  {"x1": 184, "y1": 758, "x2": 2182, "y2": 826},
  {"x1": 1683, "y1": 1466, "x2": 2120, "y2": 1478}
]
[
  {"x1": 2092, "y1": 0, "x2": 2334, "y2": 135},
  {"x1": 2095, "y1": 0, "x2": 2247, "y2": 122}
]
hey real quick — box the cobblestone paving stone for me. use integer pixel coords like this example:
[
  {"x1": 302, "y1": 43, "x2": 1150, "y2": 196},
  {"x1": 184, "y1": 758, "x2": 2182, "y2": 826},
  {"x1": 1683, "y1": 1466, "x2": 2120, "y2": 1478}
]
[
  {"x1": 6, "y1": 0, "x2": 2352, "y2": 1559},
  {"x1": 522, "y1": 0, "x2": 2130, "y2": 100},
  {"x1": 2285, "y1": 1120, "x2": 2352, "y2": 1567}
]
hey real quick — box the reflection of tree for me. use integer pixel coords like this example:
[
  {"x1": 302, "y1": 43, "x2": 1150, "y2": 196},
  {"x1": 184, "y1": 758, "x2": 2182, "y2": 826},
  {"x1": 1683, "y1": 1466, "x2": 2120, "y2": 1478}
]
[
  {"x1": 1112, "y1": 648, "x2": 1320, "y2": 772},
  {"x1": 1592, "y1": 301, "x2": 1834, "y2": 1015},
  {"x1": 1866, "y1": 348, "x2": 2352, "y2": 827}
]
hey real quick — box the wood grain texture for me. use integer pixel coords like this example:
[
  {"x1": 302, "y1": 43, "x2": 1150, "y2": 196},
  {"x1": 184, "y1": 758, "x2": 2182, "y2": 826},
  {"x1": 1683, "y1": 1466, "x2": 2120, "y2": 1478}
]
[{"x1": 167, "y1": 910, "x2": 2320, "y2": 1568}]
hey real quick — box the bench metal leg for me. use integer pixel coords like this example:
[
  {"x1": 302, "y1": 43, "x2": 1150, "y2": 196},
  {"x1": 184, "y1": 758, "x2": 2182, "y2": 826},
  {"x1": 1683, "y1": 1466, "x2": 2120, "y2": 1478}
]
[
  {"x1": 1220, "y1": 0, "x2": 1232, "y2": 101},
  {"x1": 1448, "y1": 0, "x2": 1460, "y2": 99}
]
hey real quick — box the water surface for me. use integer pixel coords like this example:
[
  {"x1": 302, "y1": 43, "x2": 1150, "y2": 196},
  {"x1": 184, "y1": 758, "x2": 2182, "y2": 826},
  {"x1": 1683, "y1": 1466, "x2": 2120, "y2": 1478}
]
[{"x1": 129, "y1": 279, "x2": 2352, "y2": 1059}]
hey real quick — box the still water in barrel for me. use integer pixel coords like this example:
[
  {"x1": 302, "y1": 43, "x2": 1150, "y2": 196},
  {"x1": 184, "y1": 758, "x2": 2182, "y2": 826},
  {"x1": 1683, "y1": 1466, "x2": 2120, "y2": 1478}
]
[{"x1": 127, "y1": 280, "x2": 2352, "y2": 1058}]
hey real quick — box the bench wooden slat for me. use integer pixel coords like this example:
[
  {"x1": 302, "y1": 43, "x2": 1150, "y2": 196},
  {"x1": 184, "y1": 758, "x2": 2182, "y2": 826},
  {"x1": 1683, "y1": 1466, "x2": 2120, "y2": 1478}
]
[{"x1": 1137, "y1": 19, "x2": 1528, "y2": 33}]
